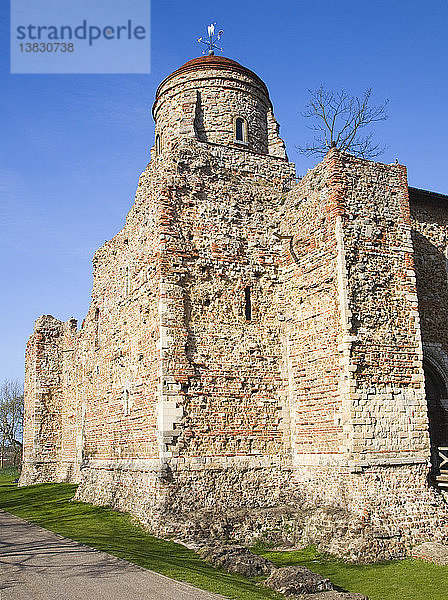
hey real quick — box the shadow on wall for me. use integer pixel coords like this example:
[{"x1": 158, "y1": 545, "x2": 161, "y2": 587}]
[
  {"x1": 194, "y1": 91, "x2": 207, "y2": 143},
  {"x1": 412, "y1": 230, "x2": 448, "y2": 478}
]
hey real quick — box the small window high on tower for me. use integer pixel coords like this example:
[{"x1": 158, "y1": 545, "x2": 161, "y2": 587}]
[
  {"x1": 155, "y1": 134, "x2": 161, "y2": 155},
  {"x1": 234, "y1": 117, "x2": 248, "y2": 143}
]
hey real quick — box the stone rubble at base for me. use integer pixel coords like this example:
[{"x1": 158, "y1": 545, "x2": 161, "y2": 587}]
[
  {"x1": 198, "y1": 545, "x2": 275, "y2": 577},
  {"x1": 263, "y1": 565, "x2": 333, "y2": 595},
  {"x1": 411, "y1": 541, "x2": 448, "y2": 566}
]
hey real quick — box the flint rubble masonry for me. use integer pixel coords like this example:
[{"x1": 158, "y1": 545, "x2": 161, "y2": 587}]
[{"x1": 20, "y1": 54, "x2": 448, "y2": 561}]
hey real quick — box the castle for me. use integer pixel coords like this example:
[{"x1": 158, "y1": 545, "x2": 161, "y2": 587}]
[{"x1": 20, "y1": 54, "x2": 448, "y2": 561}]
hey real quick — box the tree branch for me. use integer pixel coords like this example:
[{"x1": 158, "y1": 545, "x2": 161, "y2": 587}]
[{"x1": 298, "y1": 86, "x2": 388, "y2": 160}]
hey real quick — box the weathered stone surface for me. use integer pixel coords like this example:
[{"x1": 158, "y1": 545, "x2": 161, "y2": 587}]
[
  {"x1": 411, "y1": 541, "x2": 448, "y2": 565},
  {"x1": 19, "y1": 53, "x2": 448, "y2": 564},
  {"x1": 263, "y1": 565, "x2": 333, "y2": 596},
  {"x1": 198, "y1": 545, "x2": 275, "y2": 577}
]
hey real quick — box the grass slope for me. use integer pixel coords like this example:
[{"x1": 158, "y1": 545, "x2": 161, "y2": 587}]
[
  {"x1": 1, "y1": 469, "x2": 447, "y2": 600},
  {"x1": 254, "y1": 545, "x2": 448, "y2": 600},
  {"x1": 0, "y1": 469, "x2": 280, "y2": 600}
]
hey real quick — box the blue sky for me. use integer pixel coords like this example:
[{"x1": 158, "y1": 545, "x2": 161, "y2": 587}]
[{"x1": 1, "y1": 0, "x2": 447, "y2": 382}]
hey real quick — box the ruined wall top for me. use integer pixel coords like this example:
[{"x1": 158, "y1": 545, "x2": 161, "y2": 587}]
[{"x1": 151, "y1": 54, "x2": 288, "y2": 160}]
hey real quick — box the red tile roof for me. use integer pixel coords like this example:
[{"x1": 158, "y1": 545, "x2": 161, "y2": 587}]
[{"x1": 155, "y1": 55, "x2": 269, "y2": 100}]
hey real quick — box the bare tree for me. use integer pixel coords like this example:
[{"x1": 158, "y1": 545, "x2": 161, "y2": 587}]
[
  {"x1": 298, "y1": 86, "x2": 388, "y2": 159},
  {"x1": 0, "y1": 379, "x2": 24, "y2": 467}
]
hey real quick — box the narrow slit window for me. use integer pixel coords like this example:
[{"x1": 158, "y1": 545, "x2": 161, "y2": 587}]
[
  {"x1": 125, "y1": 266, "x2": 130, "y2": 297},
  {"x1": 155, "y1": 134, "x2": 161, "y2": 155},
  {"x1": 235, "y1": 117, "x2": 247, "y2": 142},
  {"x1": 244, "y1": 286, "x2": 252, "y2": 320},
  {"x1": 123, "y1": 389, "x2": 130, "y2": 416},
  {"x1": 94, "y1": 307, "x2": 100, "y2": 349}
]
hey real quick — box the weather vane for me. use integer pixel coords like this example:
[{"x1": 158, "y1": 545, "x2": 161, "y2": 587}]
[{"x1": 197, "y1": 23, "x2": 224, "y2": 55}]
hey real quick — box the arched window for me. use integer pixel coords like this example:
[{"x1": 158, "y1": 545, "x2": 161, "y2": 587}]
[
  {"x1": 234, "y1": 117, "x2": 248, "y2": 143},
  {"x1": 155, "y1": 134, "x2": 161, "y2": 155}
]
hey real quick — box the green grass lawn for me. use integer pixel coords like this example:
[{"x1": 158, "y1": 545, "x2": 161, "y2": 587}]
[
  {"x1": 0, "y1": 468, "x2": 446, "y2": 600},
  {"x1": 253, "y1": 545, "x2": 448, "y2": 600},
  {"x1": 0, "y1": 469, "x2": 280, "y2": 600}
]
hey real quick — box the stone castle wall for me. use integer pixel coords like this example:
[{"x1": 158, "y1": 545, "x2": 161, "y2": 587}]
[
  {"x1": 26, "y1": 144, "x2": 448, "y2": 561},
  {"x1": 277, "y1": 157, "x2": 344, "y2": 459},
  {"x1": 339, "y1": 157, "x2": 429, "y2": 464},
  {"x1": 20, "y1": 56, "x2": 448, "y2": 561},
  {"x1": 73, "y1": 138, "x2": 298, "y2": 509},
  {"x1": 22, "y1": 316, "x2": 62, "y2": 483},
  {"x1": 71, "y1": 165, "x2": 168, "y2": 470},
  {"x1": 22, "y1": 165, "x2": 166, "y2": 483},
  {"x1": 274, "y1": 151, "x2": 429, "y2": 467},
  {"x1": 22, "y1": 316, "x2": 71, "y2": 483},
  {"x1": 157, "y1": 141, "x2": 294, "y2": 459}
]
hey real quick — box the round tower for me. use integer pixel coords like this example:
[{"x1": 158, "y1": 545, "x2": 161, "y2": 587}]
[{"x1": 152, "y1": 55, "x2": 287, "y2": 159}]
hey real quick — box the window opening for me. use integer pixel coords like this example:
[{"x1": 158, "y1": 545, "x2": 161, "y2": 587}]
[
  {"x1": 155, "y1": 134, "x2": 161, "y2": 155},
  {"x1": 245, "y1": 286, "x2": 252, "y2": 320},
  {"x1": 125, "y1": 266, "x2": 130, "y2": 297},
  {"x1": 94, "y1": 307, "x2": 100, "y2": 349},
  {"x1": 123, "y1": 389, "x2": 131, "y2": 416},
  {"x1": 235, "y1": 117, "x2": 247, "y2": 142}
]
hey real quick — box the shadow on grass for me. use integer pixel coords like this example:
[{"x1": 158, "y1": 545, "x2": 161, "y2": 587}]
[
  {"x1": 3, "y1": 472, "x2": 447, "y2": 600},
  {"x1": 0, "y1": 474, "x2": 281, "y2": 600}
]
